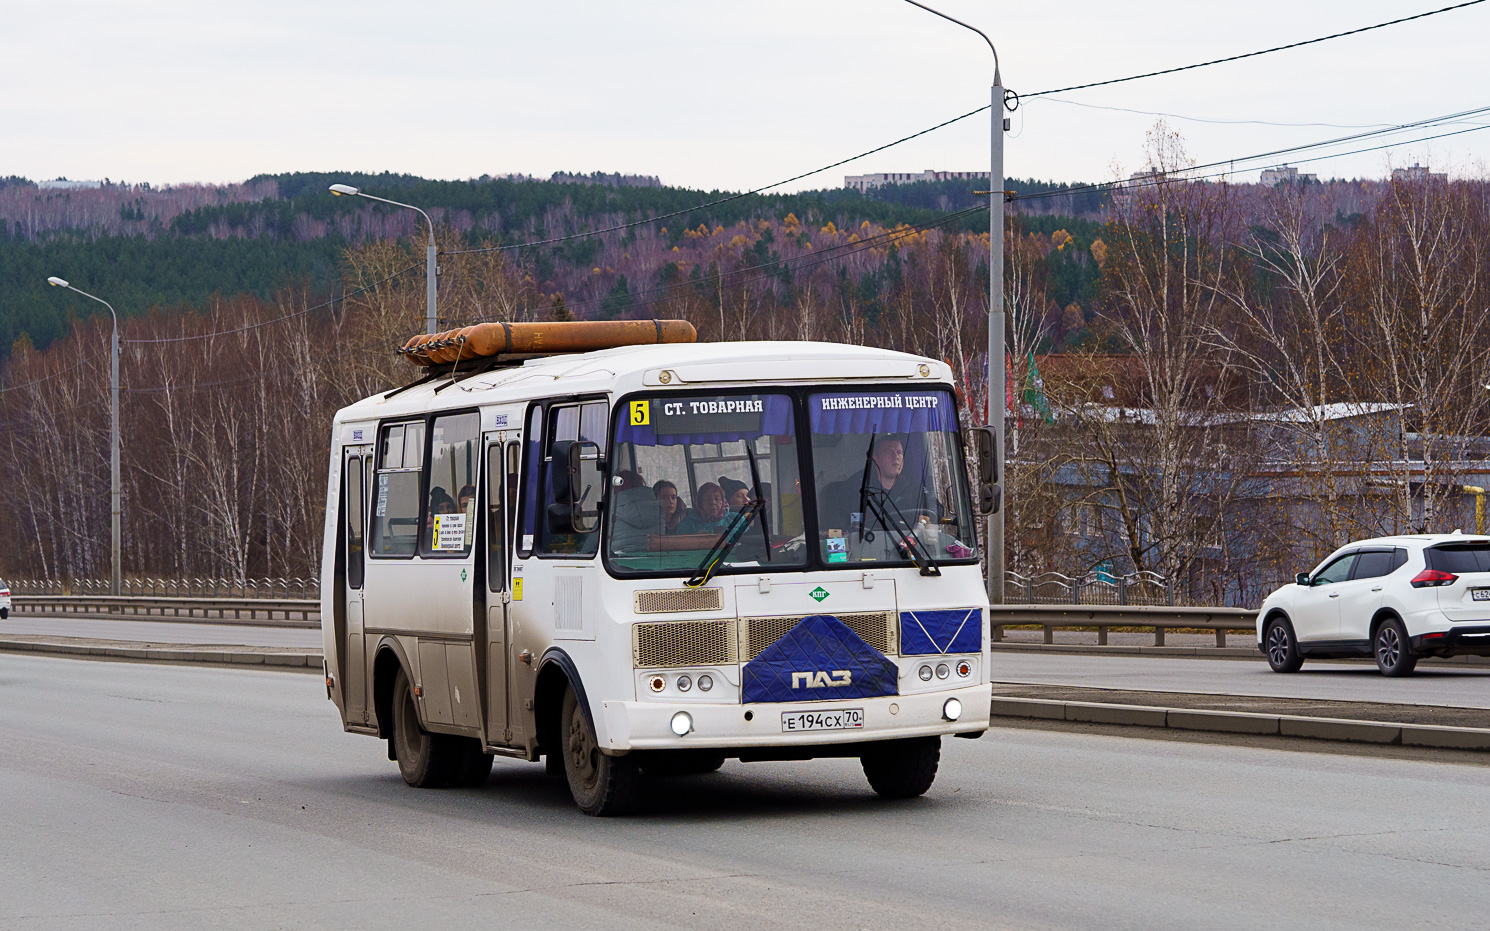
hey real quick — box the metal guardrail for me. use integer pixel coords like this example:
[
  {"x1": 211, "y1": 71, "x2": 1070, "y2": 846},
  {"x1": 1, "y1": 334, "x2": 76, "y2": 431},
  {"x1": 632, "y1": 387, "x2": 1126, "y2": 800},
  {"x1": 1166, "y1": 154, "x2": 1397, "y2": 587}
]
[
  {"x1": 991, "y1": 604, "x2": 1258, "y2": 648},
  {"x1": 8, "y1": 578, "x2": 319, "y2": 599},
  {"x1": 11, "y1": 595, "x2": 320, "y2": 628},
  {"x1": 1005, "y1": 570, "x2": 1191, "y2": 607}
]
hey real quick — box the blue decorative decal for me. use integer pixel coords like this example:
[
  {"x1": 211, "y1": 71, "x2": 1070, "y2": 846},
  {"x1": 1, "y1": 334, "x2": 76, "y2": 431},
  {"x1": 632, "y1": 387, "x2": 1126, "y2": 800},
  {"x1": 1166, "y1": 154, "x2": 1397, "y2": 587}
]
[
  {"x1": 742, "y1": 615, "x2": 899, "y2": 704},
  {"x1": 900, "y1": 609, "x2": 981, "y2": 655}
]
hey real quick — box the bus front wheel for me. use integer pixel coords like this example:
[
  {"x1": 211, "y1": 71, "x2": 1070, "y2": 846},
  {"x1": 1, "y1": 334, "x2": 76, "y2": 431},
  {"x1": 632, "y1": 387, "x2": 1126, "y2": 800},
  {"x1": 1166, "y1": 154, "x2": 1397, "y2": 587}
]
[
  {"x1": 391, "y1": 668, "x2": 462, "y2": 788},
  {"x1": 861, "y1": 736, "x2": 941, "y2": 799},
  {"x1": 561, "y1": 684, "x2": 640, "y2": 816}
]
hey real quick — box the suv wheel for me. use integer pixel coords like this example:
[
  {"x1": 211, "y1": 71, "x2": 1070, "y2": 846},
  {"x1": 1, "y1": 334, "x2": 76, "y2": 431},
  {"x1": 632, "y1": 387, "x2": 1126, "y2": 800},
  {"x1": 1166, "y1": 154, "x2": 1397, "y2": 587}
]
[
  {"x1": 1264, "y1": 617, "x2": 1304, "y2": 673},
  {"x1": 1374, "y1": 618, "x2": 1418, "y2": 677}
]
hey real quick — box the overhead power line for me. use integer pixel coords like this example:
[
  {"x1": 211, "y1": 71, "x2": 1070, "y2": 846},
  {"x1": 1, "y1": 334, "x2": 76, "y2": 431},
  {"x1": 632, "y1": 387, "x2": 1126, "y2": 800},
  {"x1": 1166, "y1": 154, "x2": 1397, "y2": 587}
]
[
  {"x1": 0, "y1": 349, "x2": 109, "y2": 396},
  {"x1": 1021, "y1": 0, "x2": 1487, "y2": 99}
]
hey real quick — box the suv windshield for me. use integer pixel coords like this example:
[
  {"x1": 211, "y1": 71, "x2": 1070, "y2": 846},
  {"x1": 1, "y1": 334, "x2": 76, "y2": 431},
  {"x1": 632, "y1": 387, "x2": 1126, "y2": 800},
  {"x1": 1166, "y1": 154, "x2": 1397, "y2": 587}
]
[
  {"x1": 809, "y1": 389, "x2": 978, "y2": 567},
  {"x1": 606, "y1": 393, "x2": 808, "y2": 574}
]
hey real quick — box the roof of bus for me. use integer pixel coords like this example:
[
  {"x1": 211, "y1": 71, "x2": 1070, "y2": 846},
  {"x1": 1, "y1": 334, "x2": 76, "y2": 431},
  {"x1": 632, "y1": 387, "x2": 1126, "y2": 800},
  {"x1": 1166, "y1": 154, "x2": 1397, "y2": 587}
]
[{"x1": 334, "y1": 340, "x2": 955, "y2": 425}]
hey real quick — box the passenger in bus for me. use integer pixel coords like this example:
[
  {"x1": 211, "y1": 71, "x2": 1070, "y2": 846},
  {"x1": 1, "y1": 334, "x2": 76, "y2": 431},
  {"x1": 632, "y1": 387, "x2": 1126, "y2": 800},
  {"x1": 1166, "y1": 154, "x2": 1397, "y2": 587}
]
[
  {"x1": 609, "y1": 470, "x2": 662, "y2": 551},
  {"x1": 720, "y1": 477, "x2": 751, "y2": 512},
  {"x1": 456, "y1": 484, "x2": 477, "y2": 515},
  {"x1": 429, "y1": 488, "x2": 456, "y2": 514},
  {"x1": 652, "y1": 479, "x2": 685, "y2": 534},
  {"x1": 675, "y1": 482, "x2": 732, "y2": 534}
]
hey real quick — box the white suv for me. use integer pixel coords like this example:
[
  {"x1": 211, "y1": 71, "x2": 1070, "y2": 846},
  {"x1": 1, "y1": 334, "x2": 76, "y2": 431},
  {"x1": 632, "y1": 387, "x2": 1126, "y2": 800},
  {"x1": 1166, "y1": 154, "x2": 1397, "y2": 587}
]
[{"x1": 1257, "y1": 533, "x2": 1490, "y2": 676}]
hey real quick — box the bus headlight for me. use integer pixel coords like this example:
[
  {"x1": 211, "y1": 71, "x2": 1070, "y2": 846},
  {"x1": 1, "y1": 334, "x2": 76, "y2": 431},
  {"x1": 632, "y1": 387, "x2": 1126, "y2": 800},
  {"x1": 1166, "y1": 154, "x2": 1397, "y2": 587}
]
[
  {"x1": 670, "y1": 711, "x2": 694, "y2": 736},
  {"x1": 918, "y1": 665, "x2": 933, "y2": 681},
  {"x1": 697, "y1": 675, "x2": 713, "y2": 692},
  {"x1": 942, "y1": 698, "x2": 962, "y2": 722},
  {"x1": 676, "y1": 675, "x2": 693, "y2": 692}
]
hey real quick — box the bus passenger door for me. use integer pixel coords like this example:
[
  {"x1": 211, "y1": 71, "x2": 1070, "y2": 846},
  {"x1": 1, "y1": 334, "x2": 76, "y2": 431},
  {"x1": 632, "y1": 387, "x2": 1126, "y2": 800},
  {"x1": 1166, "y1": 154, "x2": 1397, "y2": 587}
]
[
  {"x1": 343, "y1": 446, "x2": 372, "y2": 724},
  {"x1": 483, "y1": 436, "x2": 521, "y2": 745}
]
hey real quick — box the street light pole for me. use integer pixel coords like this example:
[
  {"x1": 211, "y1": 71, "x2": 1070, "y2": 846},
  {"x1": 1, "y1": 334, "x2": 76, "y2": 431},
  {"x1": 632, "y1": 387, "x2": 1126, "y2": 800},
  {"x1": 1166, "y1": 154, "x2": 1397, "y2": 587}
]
[
  {"x1": 47, "y1": 276, "x2": 121, "y2": 596},
  {"x1": 329, "y1": 184, "x2": 439, "y2": 335},
  {"x1": 901, "y1": 0, "x2": 1006, "y2": 603}
]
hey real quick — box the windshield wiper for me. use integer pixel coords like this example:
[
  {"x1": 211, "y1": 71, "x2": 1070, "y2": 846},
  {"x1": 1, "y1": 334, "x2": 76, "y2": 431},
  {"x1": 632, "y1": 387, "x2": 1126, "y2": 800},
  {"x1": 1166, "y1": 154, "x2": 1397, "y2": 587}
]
[
  {"x1": 685, "y1": 498, "x2": 765, "y2": 588},
  {"x1": 858, "y1": 433, "x2": 942, "y2": 578},
  {"x1": 685, "y1": 446, "x2": 773, "y2": 588}
]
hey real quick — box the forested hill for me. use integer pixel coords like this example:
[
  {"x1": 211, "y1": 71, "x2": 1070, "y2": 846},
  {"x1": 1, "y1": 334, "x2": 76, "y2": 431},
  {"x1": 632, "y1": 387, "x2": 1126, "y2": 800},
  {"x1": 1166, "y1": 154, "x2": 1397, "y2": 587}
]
[{"x1": 0, "y1": 171, "x2": 1110, "y2": 358}]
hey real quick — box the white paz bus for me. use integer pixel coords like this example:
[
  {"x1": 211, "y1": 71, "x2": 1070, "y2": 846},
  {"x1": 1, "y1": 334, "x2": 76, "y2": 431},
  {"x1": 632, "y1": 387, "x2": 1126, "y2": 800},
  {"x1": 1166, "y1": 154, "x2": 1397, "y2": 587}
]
[{"x1": 321, "y1": 320, "x2": 995, "y2": 815}]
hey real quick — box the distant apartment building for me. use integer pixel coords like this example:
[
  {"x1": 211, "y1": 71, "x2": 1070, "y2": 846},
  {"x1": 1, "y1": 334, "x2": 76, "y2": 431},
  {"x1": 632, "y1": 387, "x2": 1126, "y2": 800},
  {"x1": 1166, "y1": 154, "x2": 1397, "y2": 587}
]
[
  {"x1": 1391, "y1": 163, "x2": 1448, "y2": 183},
  {"x1": 844, "y1": 170, "x2": 990, "y2": 192},
  {"x1": 1259, "y1": 166, "x2": 1318, "y2": 186}
]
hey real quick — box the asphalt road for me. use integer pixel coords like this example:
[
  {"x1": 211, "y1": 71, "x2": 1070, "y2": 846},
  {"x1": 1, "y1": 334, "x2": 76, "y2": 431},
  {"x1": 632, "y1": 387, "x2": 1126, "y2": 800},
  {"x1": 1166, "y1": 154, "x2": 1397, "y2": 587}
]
[
  {"x1": 4, "y1": 652, "x2": 1490, "y2": 930},
  {"x1": 993, "y1": 652, "x2": 1490, "y2": 709},
  {"x1": 2, "y1": 613, "x2": 321, "y2": 648}
]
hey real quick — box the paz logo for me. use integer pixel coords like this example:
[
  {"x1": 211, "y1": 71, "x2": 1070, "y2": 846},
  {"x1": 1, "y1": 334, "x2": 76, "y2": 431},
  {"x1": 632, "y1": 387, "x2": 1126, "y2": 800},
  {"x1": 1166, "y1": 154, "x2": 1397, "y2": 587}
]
[
  {"x1": 460, "y1": 568, "x2": 468, "y2": 582},
  {"x1": 810, "y1": 586, "x2": 830, "y2": 603}
]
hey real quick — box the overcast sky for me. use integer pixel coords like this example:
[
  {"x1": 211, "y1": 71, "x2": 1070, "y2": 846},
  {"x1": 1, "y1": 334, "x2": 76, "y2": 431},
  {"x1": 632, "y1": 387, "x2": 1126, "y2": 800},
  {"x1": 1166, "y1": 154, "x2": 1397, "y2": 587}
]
[{"x1": 6, "y1": 0, "x2": 1486, "y2": 191}]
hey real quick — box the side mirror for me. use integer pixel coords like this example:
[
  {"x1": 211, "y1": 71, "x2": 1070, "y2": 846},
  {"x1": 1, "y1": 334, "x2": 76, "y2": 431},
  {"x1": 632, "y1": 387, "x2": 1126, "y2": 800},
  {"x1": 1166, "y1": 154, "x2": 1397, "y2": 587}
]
[
  {"x1": 1295, "y1": 572, "x2": 1310, "y2": 586},
  {"x1": 971, "y1": 426, "x2": 1000, "y2": 516},
  {"x1": 546, "y1": 440, "x2": 604, "y2": 534}
]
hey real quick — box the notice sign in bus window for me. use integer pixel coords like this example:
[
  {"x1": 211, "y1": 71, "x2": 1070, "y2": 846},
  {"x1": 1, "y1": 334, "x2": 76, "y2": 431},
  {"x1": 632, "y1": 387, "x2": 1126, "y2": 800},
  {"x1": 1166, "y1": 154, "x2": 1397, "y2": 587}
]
[
  {"x1": 432, "y1": 513, "x2": 468, "y2": 551},
  {"x1": 650, "y1": 397, "x2": 765, "y2": 436}
]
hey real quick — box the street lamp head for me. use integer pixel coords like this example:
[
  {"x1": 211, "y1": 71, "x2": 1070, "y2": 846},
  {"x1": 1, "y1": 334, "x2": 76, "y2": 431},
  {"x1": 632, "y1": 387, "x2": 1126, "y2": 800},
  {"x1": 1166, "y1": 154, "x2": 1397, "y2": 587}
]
[
  {"x1": 47, "y1": 276, "x2": 70, "y2": 288},
  {"x1": 329, "y1": 183, "x2": 360, "y2": 197}
]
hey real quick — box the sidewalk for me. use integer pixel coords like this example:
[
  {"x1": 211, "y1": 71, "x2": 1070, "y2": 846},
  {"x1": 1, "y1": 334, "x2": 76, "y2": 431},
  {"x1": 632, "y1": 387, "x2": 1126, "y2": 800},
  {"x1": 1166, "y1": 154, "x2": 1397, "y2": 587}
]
[{"x1": 0, "y1": 633, "x2": 321, "y2": 670}]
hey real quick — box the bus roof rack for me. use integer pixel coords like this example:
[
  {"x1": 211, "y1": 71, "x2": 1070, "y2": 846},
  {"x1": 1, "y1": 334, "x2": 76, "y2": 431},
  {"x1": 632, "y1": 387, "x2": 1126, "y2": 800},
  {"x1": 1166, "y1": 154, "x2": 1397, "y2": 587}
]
[{"x1": 396, "y1": 319, "x2": 696, "y2": 367}]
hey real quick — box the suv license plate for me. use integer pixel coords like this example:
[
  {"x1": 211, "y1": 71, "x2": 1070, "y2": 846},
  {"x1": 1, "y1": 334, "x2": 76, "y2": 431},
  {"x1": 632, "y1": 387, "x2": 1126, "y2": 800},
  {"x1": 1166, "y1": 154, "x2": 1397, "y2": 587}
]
[
  {"x1": 1473, "y1": 588, "x2": 1490, "y2": 601},
  {"x1": 781, "y1": 709, "x2": 864, "y2": 732}
]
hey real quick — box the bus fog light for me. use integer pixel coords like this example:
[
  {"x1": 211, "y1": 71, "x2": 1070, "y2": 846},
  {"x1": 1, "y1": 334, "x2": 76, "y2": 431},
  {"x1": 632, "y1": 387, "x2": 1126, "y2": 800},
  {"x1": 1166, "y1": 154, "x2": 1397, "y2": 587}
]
[
  {"x1": 670, "y1": 711, "x2": 694, "y2": 736},
  {"x1": 698, "y1": 675, "x2": 713, "y2": 691},
  {"x1": 942, "y1": 698, "x2": 962, "y2": 721},
  {"x1": 648, "y1": 675, "x2": 666, "y2": 693},
  {"x1": 677, "y1": 675, "x2": 693, "y2": 692},
  {"x1": 935, "y1": 663, "x2": 950, "y2": 680},
  {"x1": 956, "y1": 661, "x2": 972, "y2": 678},
  {"x1": 918, "y1": 665, "x2": 933, "y2": 681}
]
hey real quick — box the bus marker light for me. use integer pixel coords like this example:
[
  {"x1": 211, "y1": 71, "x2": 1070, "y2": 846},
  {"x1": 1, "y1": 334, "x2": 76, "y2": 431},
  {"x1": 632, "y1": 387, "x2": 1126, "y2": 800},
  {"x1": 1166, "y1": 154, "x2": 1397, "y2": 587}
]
[
  {"x1": 942, "y1": 698, "x2": 962, "y2": 722},
  {"x1": 956, "y1": 661, "x2": 972, "y2": 678},
  {"x1": 648, "y1": 675, "x2": 666, "y2": 693},
  {"x1": 670, "y1": 711, "x2": 694, "y2": 736}
]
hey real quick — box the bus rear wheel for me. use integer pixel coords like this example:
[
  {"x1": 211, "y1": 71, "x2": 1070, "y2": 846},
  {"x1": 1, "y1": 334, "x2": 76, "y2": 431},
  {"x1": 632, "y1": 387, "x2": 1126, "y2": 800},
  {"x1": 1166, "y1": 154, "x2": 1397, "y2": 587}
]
[
  {"x1": 391, "y1": 668, "x2": 462, "y2": 788},
  {"x1": 561, "y1": 685, "x2": 639, "y2": 816},
  {"x1": 861, "y1": 736, "x2": 941, "y2": 799}
]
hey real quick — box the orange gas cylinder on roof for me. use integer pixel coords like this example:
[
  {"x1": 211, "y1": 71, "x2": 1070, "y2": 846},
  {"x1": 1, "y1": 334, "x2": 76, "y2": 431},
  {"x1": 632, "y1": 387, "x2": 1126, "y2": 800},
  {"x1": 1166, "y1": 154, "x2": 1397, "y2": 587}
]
[{"x1": 398, "y1": 319, "x2": 696, "y2": 366}]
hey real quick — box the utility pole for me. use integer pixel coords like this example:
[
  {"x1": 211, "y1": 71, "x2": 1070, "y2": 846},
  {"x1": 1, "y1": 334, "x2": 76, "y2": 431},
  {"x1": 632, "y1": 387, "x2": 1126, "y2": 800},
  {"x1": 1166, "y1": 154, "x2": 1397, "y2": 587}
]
[
  {"x1": 901, "y1": 0, "x2": 1006, "y2": 603},
  {"x1": 47, "y1": 277, "x2": 122, "y2": 595}
]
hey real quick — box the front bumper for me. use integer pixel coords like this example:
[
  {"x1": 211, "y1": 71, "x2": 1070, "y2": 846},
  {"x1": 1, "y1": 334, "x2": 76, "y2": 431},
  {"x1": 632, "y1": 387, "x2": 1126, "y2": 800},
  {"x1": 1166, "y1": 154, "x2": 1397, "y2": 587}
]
[
  {"x1": 1411, "y1": 625, "x2": 1490, "y2": 656},
  {"x1": 596, "y1": 682, "x2": 991, "y2": 751}
]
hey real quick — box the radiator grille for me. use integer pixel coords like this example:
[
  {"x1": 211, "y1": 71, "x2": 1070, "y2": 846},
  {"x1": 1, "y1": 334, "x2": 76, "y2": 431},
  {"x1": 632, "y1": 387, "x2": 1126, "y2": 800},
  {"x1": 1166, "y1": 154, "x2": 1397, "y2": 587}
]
[
  {"x1": 633, "y1": 587, "x2": 724, "y2": 615},
  {"x1": 633, "y1": 619, "x2": 737, "y2": 668},
  {"x1": 740, "y1": 611, "x2": 896, "y2": 660}
]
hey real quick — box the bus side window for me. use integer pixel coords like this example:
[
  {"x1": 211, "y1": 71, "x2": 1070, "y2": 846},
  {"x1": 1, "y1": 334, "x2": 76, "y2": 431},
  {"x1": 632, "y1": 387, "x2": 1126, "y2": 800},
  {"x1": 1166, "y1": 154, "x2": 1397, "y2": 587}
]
[
  {"x1": 420, "y1": 412, "x2": 480, "y2": 558},
  {"x1": 517, "y1": 404, "x2": 543, "y2": 558},
  {"x1": 346, "y1": 456, "x2": 365, "y2": 589},
  {"x1": 537, "y1": 401, "x2": 607, "y2": 557},
  {"x1": 506, "y1": 441, "x2": 521, "y2": 555},
  {"x1": 370, "y1": 421, "x2": 423, "y2": 557},
  {"x1": 486, "y1": 442, "x2": 506, "y2": 593}
]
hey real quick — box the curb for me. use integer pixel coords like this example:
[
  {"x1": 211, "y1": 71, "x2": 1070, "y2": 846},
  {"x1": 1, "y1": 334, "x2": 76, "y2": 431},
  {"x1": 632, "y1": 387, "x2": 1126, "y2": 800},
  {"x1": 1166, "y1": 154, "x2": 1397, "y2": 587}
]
[
  {"x1": 991, "y1": 696, "x2": 1490, "y2": 750},
  {"x1": 0, "y1": 638, "x2": 322, "y2": 672}
]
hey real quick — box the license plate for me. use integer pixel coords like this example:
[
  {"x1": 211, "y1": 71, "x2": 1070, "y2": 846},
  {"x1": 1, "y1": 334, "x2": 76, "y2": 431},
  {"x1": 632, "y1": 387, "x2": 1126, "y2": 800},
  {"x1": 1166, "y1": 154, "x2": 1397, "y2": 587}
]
[
  {"x1": 781, "y1": 708, "x2": 864, "y2": 732},
  {"x1": 1472, "y1": 589, "x2": 1490, "y2": 601}
]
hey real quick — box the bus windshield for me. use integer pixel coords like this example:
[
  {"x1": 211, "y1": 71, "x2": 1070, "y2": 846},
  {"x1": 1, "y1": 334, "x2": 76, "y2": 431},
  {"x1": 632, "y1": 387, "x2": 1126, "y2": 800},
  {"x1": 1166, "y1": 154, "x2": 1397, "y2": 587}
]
[
  {"x1": 808, "y1": 389, "x2": 978, "y2": 568},
  {"x1": 606, "y1": 393, "x2": 808, "y2": 575}
]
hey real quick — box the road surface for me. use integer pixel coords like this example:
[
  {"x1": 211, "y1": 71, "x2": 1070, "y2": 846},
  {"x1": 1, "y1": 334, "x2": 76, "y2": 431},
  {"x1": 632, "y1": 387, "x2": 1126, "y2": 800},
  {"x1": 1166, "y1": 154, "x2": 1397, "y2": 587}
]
[
  {"x1": 992, "y1": 651, "x2": 1490, "y2": 709},
  {"x1": 3, "y1": 652, "x2": 1489, "y2": 930},
  {"x1": 2, "y1": 613, "x2": 321, "y2": 649}
]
